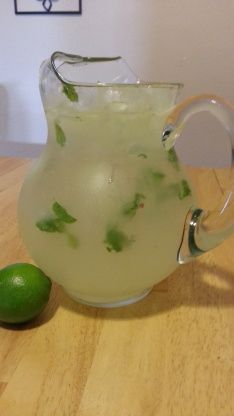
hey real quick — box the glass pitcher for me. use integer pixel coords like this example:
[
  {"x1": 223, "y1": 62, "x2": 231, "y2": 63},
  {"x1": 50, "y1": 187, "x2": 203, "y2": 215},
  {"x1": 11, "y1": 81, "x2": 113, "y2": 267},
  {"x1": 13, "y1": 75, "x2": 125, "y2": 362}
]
[{"x1": 18, "y1": 51, "x2": 234, "y2": 307}]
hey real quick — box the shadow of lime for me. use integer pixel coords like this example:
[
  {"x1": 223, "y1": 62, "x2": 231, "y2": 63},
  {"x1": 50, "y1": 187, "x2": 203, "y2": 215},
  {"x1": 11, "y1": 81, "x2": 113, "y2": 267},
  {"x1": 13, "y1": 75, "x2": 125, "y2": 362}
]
[{"x1": 0, "y1": 283, "x2": 60, "y2": 331}]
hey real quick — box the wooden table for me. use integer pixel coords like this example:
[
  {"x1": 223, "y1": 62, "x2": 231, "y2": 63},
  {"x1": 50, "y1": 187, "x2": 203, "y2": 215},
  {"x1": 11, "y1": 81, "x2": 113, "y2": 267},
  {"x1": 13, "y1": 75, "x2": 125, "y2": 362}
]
[{"x1": 0, "y1": 157, "x2": 233, "y2": 416}]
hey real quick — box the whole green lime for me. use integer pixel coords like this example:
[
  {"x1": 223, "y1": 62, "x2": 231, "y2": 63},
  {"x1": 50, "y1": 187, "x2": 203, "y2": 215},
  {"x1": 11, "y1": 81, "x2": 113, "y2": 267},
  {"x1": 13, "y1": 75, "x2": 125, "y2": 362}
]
[{"x1": 0, "y1": 263, "x2": 52, "y2": 324}]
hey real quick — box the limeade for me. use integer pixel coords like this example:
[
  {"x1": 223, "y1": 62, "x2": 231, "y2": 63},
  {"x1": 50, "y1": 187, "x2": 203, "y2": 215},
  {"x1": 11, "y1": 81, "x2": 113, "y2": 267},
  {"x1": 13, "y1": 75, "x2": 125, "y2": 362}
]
[{"x1": 18, "y1": 103, "x2": 194, "y2": 305}]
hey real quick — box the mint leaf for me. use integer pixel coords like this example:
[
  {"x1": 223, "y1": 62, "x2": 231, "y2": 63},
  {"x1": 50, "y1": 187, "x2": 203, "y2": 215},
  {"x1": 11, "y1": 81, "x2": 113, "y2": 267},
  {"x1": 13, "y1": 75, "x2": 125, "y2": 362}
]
[
  {"x1": 55, "y1": 122, "x2": 66, "y2": 147},
  {"x1": 167, "y1": 148, "x2": 180, "y2": 171},
  {"x1": 36, "y1": 218, "x2": 64, "y2": 232},
  {"x1": 156, "y1": 179, "x2": 191, "y2": 202},
  {"x1": 62, "y1": 83, "x2": 78, "y2": 102},
  {"x1": 178, "y1": 179, "x2": 191, "y2": 199},
  {"x1": 167, "y1": 180, "x2": 191, "y2": 200},
  {"x1": 137, "y1": 153, "x2": 148, "y2": 159},
  {"x1": 67, "y1": 233, "x2": 79, "y2": 249},
  {"x1": 122, "y1": 193, "x2": 145, "y2": 217},
  {"x1": 149, "y1": 169, "x2": 165, "y2": 182},
  {"x1": 52, "y1": 202, "x2": 77, "y2": 223},
  {"x1": 105, "y1": 226, "x2": 133, "y2": 252},
  {"x1": 145, "y1": 168, "x2": 165, "y2": 186},
  {"x1": 36, "y1": 202, "x2": 76, "y2": 234}
]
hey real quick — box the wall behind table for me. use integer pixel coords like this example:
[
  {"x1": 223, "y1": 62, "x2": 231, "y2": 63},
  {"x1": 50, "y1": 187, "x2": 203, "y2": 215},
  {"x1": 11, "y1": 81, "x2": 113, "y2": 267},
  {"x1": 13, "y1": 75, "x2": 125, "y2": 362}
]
[{"x1": 0, "y1": 1, "x2": 234, "y2": 166}]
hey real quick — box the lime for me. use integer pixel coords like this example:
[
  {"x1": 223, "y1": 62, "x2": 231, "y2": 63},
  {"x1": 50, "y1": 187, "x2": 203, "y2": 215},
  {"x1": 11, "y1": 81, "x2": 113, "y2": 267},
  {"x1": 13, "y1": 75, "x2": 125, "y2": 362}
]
[{"x1": 0, "y1": 263, "x2": 52, "y2": 324}]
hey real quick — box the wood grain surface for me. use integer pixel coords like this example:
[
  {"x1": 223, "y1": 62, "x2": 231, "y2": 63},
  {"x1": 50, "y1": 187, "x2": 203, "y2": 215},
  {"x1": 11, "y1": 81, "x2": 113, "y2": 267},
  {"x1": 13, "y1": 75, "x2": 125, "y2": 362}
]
[{"x1": 0, "y1": 157, "x2": 233, "y2": 416}]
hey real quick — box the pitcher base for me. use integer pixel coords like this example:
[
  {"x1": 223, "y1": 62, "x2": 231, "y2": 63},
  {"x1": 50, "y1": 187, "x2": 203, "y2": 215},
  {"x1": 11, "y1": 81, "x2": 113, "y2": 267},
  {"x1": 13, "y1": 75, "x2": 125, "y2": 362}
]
[{"x1": 64, "y1": 287, "x2": 152, "y2": 308}]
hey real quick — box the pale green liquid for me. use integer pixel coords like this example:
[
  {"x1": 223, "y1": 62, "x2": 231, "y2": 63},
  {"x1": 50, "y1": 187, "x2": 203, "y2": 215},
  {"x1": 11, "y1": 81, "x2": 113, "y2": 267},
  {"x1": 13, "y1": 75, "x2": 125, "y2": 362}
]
[{"x1": 18, "y1": 109, "x2": 194, "y2": 305}]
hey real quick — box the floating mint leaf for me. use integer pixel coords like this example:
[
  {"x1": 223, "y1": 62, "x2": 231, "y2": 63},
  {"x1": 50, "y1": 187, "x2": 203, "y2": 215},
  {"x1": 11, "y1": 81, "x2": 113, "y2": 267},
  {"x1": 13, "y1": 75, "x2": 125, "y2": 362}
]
[
  {"x1": 165, "y1": 180, "x2": 191, "y2": 200},
  {"x1": 105, "y1": 226, "x2": 133, "y2": 252},
  {"x1": 149, "y1": 169, "x2": 165, "y2": 182},
  {"x1": 178, "y1": 179, "x2": 191, "y2": 200},
  {"x1": 156, "y1": 179, "x2": 191, "y2": 202},
  {"x1": 167, "y1": 148, "x2": 180, "y2": 170},
  {"x1": 36, "y1": 202, "x2": 78, "y2": 249},
  {"x1": 122, "y1": 193, "x2": 145, "y2": 217},
  {"x1": 36, "y1": 218, "x2": 64, "y2": 233},
  {"x1": 137, "y1": 153, "x2": 148, "y2": 159},
  {"x1": 67, "y1": 233, "x2": 79, "y2": 249},
  {"x1": 52, "y1": 202, "x2": 77, "y2": 223},
  {"x1": 145, "y1": 168, "x2": 165, "y2": 186},
  {"x1": 62, "y1": 83, "x2": 78, "y2": 102},
  {"x1": 55, "y1": 122, "x2": 66, "y2": 147}
]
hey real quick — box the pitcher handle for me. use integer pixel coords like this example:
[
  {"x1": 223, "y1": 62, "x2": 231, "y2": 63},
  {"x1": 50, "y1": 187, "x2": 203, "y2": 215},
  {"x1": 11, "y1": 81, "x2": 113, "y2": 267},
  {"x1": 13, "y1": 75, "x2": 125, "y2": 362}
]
[{"x1": 162, "y1": 94, "x2": 234, "y2": 263}]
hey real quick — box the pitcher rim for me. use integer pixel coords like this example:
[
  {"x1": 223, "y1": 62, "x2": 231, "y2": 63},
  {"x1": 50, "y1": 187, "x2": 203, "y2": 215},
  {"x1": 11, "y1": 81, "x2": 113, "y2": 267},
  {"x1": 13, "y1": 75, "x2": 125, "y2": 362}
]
[{"x1": 49, "y1": 52, "x2": 184, "y2": 89}]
